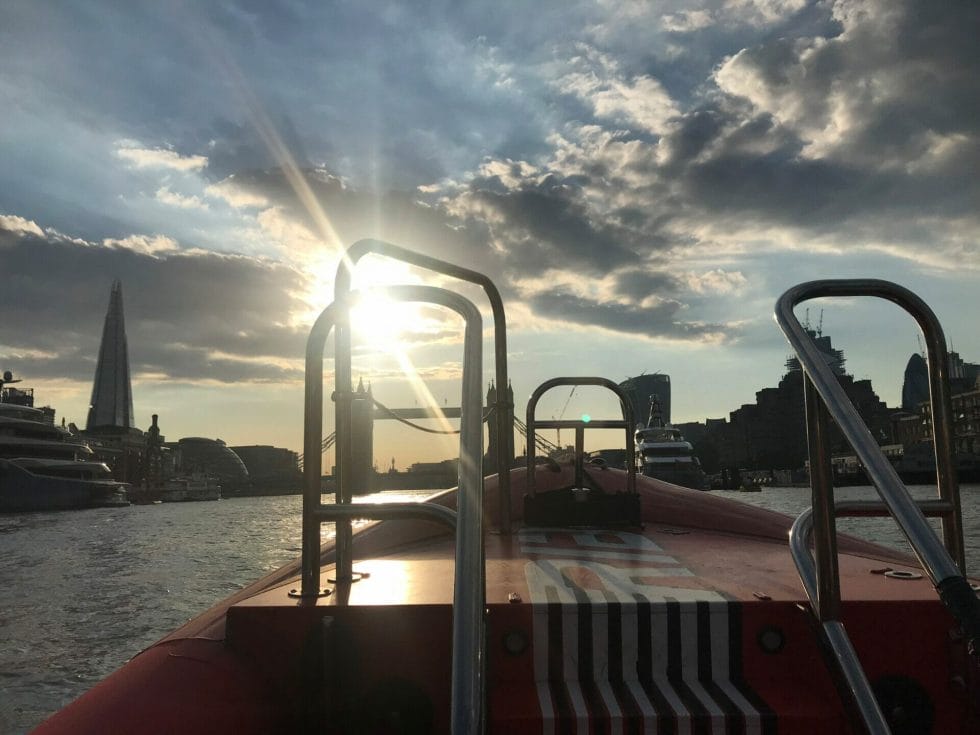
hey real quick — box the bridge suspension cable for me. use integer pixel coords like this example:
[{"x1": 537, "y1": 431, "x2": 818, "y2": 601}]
[
  {"x1": 297, "y1": 432, "x2": 336, "y2": 471},
  {"x1": 371, "y1": 398, "x2": 496, "y2": 434},
  {"x1": 513, "y1": 417, "x2": 561, "y2": 455},
  {"x1": 297, "y1": 398, "x2": 499, "y2": 470}
]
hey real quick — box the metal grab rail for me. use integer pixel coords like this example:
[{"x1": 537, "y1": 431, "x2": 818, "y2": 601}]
[
  {"x1": 525, "y1": 377, "x2": 636, "y2": 494},
  {"x1": 777, "y1": 279, "x2": 980, "y2": 734},
  {"x1": 302, "y1": 284, "x2": 485, "y2": 735},
  {"x1": 335, "y1": 238, "x2": 513, "y2": 534},
  {"x1": 790, "y1": 501, "x2": 960, "y2": 735}
]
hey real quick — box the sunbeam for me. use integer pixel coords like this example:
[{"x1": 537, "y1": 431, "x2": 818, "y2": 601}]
[{"x1": 183, "y1": 8, "x2": 347, "y2": 260}]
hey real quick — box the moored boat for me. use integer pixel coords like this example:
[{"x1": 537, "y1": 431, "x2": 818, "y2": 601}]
[
  {"x1": 634, "y1": 396, "x2": 708, "y2": 490},
  {"x1": 32, "y1": 243, "x2": 980, "y2": 734},
  {"x1": 0, "y1": 457, "x2": 130, "y2": 511},
  {"x1": 160, "y1": 473, "x2": 222, "y2": 502},
  {"x1": 0, "y1": 373, "x2": 129, "y2": 511}
]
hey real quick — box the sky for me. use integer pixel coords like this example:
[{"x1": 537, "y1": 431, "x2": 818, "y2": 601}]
[{"x1": 2, "y1": 0, "x2": 979, "y2": 469}]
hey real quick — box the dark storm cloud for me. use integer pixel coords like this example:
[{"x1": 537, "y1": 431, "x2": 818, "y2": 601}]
[
  {"x1": 0, "y1": 224, "x2": 308, "y2": 384},
  {"x1": 657, "y1": 107, "x2": 733, "y2": 172},
  {"x1": 677, "y1": 125, "x2": 861, "y2": 223}
]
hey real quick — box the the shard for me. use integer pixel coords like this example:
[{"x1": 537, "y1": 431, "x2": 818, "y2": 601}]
[{"x1": 86, "y1": 280, "x2": 136, "y2": 430}]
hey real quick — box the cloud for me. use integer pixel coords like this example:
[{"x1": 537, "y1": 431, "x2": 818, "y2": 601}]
[
  {"x1": 0, "y1": 220, "x2": 309, "y2": 385},
  {"x1": 208, "y1": 167, "x2": 498, "y2": 278},
  {"x1": 659, "y1": 1, "x2": 805, "y2": 33},
  {"x1": 115, "y1": 142, "x2": 208, "y2": 171},
  {"x1": 0, "y1": 214, "x2": 44, "y2": 238},
  {"x1": 662, "y1": 10, "x2": 716, "y2": 33},
  {"x1": 612, "y1": 269, "x2": 687, "y2": 302},
  {"x1": 684, "y1": 269, "x2": 749, "y2": 295},
  {"x1": 714, "y1": 0, "x2": 980, "y2": 167},
  {"x1": 527, "y1": 289, "x2": 731, "y2": 343},
  {"x1": 155, "y1": 187, "x2": 209, "y2": 211},
  {"x1": 203, "y1": 153, "x2": 745, "y2": 344},
  {"x1": 103, "y1": 233, "x2": 181, "y2": 257},
  {"x1": 181, "y1": 0, "x2": 980, "y2": 344},
  {"x1": 453, "y1": 176, "x2": 639, "y2": 274},
  {"x1": 465, "y1": 0, "x2": 980, "y2": 274},
  {"x1": 723, "y1": 0, "x2": 807, "y2": 27},
  {"x1": 557, "y1": 46, "x2": 680, "y2": 134},
  {"x1": 205, "y1": 177, "x2": 270, "y2": 209},
  {"x1": 6, "y1": 0, "x2": 977, "y2": 368}
]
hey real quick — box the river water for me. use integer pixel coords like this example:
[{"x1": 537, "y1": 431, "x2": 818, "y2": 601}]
[{"x1": 2, "y1": 485, "x2": 979, "y2": 733}]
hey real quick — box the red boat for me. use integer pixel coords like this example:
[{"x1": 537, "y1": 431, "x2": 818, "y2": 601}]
[{"x1": 34, "y1": 242, "x2": 980, "y2": 734}]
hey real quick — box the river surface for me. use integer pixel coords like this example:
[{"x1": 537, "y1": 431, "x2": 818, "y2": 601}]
[{"x1": 2, "y1": 484, "x2": 979, "y2": 733}]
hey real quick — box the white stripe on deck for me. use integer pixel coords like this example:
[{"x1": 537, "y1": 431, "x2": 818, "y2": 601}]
[
  {"x1": 532, "y1": 602, "x2": 556, "y2": 735},
  {"x1": 709, "y1": 603, "x2": 763, "y2": 735},
  {"x1": 563, "y1": 601, "x2": 590, "y2": 732},
  {"x1": 678, "y1": 604, "x2": 726, "y2": 733},
  {"x1": 521, "y1": 547, "x2": 680, "y2": 563},
  {"x1": 590, "y1": 603, "x2": 624, "y2": 735},
  {"x1": 650, "y1": 604, "x2": 692, "y2": 735}
]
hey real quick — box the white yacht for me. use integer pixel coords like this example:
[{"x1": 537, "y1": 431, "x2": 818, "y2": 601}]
[
  {"x1": 634, "y1": 396, "x2": 707, "y2": 489},
  {"x1": 0, "y1": 372, "x2": 129, "y2": 511}
]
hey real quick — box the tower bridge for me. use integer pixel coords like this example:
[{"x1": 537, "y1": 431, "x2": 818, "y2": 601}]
[{"x1": 298, "y1": 381, "x2": 521, "y2": 477}]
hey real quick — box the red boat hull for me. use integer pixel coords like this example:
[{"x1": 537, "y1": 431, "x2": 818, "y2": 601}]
[{"x1": 34, "y1": 466, "x2": 976, "y2": 733}]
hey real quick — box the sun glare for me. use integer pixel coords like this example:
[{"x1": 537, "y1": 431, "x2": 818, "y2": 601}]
[
  {"x1": 348, "y1": 256, "x2": 426, "y2": 351},
  {"x1": 304, "y1": 253, "x2": 459, "y2": 435},
  {"x1": 349, "y1": 255, "x2": 418, "y2": 291},
  {"x1": 350, "y1": 292, "x2": 415, "y2": 348}
]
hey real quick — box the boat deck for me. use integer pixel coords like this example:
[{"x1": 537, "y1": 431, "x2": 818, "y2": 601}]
[
  {"x1": 234, "y1": 522, "x2": 936, "y2": 609},
  {"x1": 215, "y1": 468, "x2": 964, "y2": 734},
  {"x1": 34, "y1": 468, "x2": 973, "y2": 734}
]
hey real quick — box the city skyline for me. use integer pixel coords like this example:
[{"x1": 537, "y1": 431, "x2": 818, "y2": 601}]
[
  {"x1": 1, "y1": 288, "x2": 968, "y2": 469},
  {"x1": 2, "y1": 1, "x2": 979, "y2": 467}
]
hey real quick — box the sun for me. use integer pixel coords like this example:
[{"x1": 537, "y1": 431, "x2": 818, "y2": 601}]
[
  {"x1": 349, "y1": 291, "x2": 417, "y2": 349},
  {"x1": 348, "y1": 256, "x2": 425, "y2": 351},
  {"x1": 345, "y1": 256, "x2": 458, "y2": 434},
  {"x1": 303, "y1": 252, "x2": 449, "y2": 357}
]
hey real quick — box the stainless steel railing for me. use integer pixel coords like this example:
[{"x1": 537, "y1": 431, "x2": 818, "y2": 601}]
[
  {"x1": 525, "y1": 377, "x2": 637, "y2": 495},
  {"x1": 776, "y1": 279, "x2": 980, "y2": 735},
  {"x1": 302, "y1": 280, "x2": 486, "y2": 734},
  {"x1": 335, "y1": 238, "x2": 514, "y2": 534}
]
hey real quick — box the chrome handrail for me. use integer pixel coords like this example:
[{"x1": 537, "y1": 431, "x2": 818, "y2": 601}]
[
  {"x1": 302, "y1": 283, "x2": 485, "y2": 735},
  {"x1": 525, "y1": 377, "x2": 636, "y2": 495},
  {"x1": 789, "y1": 499, "x2": 963, "y2": 735},
  {"x1": 790, "y1": 500, "x2": 959, "y2": 615},
  {"x1": 335, "y1": 238, "x2": 514, "y2": 534},
  {"x1": 777, "y1": 279, "x2": 980, "y2": 734}
]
